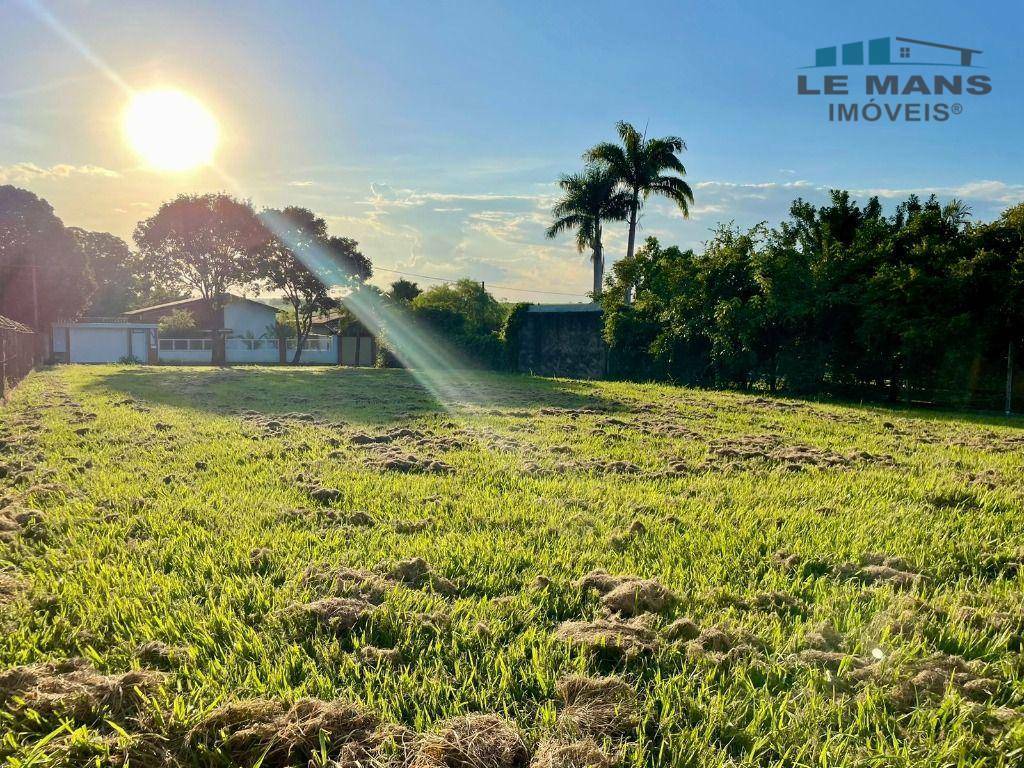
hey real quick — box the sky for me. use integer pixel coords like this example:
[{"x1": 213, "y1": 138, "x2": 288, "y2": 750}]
[{"x1": 1, "y1": 0, "x2": 1022, "y2": 301}]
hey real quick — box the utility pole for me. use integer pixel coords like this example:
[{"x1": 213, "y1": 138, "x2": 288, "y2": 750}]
[{"x1": 30, "y1": 261, "x2": 39, "y2": 330}]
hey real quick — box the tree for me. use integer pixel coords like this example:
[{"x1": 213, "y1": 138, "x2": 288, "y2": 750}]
[
  {"x1": 134, "y1": 194, "x2": 263, "y2": 364},
  {"x1": 158, "y1": 309, "x2": 197, "y2": 335},
  {"x1": 326, "y1": 236, "x2": 372, "y2": 282},
  {"x1": 388, "y1": 278, "x2": 422, "y2": 304},
  {"x1": 546, "y1": 165, "x2": 629, "y2": 297},
  {"x1": 0, "y1": 186, "x2": 93, "y2": 329},
  {"x1": 411, "y1": 279, "x2": 508, "y2": 368},
  {"x1": 69, "y1": 228, "x2": 147, "y2": 317},
  {"x1": 585, "y1": 122, "x2": 694, "y2": 273},
  {"x1": 254, "y1": 207, "x2": 342, "y2": 363}
]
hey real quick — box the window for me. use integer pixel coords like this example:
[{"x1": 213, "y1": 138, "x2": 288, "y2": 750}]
[
  {"x1": 159, "y1": 339, "x2": 172, "y2": 350},
  {"x1": 899, "y1": 46, "x2": 910, "y2": 59}
]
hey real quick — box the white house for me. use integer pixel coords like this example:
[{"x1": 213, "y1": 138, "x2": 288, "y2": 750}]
[{"x1": 50, "y1": 319, "x2": 158, "y2": 364}]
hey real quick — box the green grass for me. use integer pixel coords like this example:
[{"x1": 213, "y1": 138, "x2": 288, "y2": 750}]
[{"x1": 1, "y1": 364, "x2": 1023, "y2": 767}]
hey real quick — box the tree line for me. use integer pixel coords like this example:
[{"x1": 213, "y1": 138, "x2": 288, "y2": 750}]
[
  {"x1": 0, "y1": 184, "x2": 513, "y2": 366},
  {"x1": 599, "y1": 191, "x2": 1024, "y2": 408}
]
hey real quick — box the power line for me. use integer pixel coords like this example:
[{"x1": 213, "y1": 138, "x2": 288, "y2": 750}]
[{"x1": 371, "y1": 265, "x2": 590, "y2": 298}]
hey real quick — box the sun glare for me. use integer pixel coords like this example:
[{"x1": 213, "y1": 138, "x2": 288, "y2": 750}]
[{"x1": 124, "y1": 89, "x2": 219, "y2": 172}]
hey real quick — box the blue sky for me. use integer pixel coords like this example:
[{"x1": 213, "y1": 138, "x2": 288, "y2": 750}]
[{"x1": 1, "y1": 0, "x2": 1022, "y2": 300}]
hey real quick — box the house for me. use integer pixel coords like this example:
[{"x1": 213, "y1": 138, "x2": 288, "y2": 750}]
[
  {"x1": 123, "y1": 294, "x2": 280, "y2": 338},
  {"x1": 50, "y1": 318, "x2": 159, "y2": 364},
  {"x1": 513, "y1": 303, "x2": 606, "y2": 379}
]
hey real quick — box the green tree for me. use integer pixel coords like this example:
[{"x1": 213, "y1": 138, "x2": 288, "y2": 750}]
[
  {"x1": 134, "y1": 194, "x2": 263, "y2": 364},
  {"x1": 584, "y1": 122, "x2": 694, "y2": 270},
  {"x1": 0, "y1": 186, "x2": 93, "y2": 329},
  {"x1": 387, "y1": 278, "x2": 422, "y2": 304},
  {"x1": 69, "y1": 228, "x2": 147, "y2": 317},
  {"x1": 546, "y1": 165, "x2": 629, "y2": 297},
  {"x1": 158, "y1": 308, "x2": 197, "y2": 335},
  {"x1": 254, "y1": 207, "x2": 341, "y2": 363},
  {"x1": 411, "y1": 280, "x2": 507, "y2": 368}
]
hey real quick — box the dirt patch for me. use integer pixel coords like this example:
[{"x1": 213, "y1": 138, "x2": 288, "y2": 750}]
[
  {"x1": 410, "y1": 713, "x2": 528, "y2": 768},
  {"x1": 304, "y1": 566, "x2": 391, "y2": 604},
  {"x1": 0, "y1": 504, "x2": 43, "y2": 542},
  {"x1": 0, "y1": 657, "x2": 164, "y2": 724},
  {"x1": 555, "y1": 675, "x2": 639, "y2": 738},
  {"x1": 188, "y1": 697, "x2": 380, "y2": 768},
  {"x1": 366, "y1": 447, "x2": 454, "y2": 475},
  {"x1": 554, "y1": 616, "x2": 659, "y2": 657},
  {"x1": 577, "y1": 570, "x2": 675, "y2": 617}
]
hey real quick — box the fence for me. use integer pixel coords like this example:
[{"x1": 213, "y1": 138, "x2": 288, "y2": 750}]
[
  {"x1": 0, "y1": 315, "x2": 35, "y2": 398},
  {"x1": 157, "y1": 334, "x2": 339, "y2": 364}
]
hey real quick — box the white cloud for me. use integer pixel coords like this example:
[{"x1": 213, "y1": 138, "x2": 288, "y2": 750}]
[{"x1": 0, "y1": 162, "x2": 120, "y2": 184}]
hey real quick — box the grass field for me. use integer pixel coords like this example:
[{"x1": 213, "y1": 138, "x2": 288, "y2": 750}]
[{"x1": 1, "y1": 364, "x2": 1023, "y2": 767}]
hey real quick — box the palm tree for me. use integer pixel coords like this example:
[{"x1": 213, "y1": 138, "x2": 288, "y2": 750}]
[
  {"x1": 546, "y1": 165, "x2": 629, "y2": 297},
  {"x1": 585, "y1": 121, "x2": 694, "y2": 266}
]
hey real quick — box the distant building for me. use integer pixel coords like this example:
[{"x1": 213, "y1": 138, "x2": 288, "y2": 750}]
[{"x1": 514, "y1": 303, "x2": 606, "y2": 379}]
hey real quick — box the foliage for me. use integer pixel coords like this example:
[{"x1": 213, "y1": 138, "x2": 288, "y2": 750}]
[
  {"x1": 547, "y1": 166, "x2": 629, "y2": 296},
  {"x1": 603, "y1": 192, "x2": 1024, "y2": 408},
  {"x1": 3, "y1": 366, "x2": 1024, "y2": 767},
  {"x1": 500, "y1": 302, "x2": 533, "y2": 371},
  {"x1": 387, "y1": 279, "x2": 422, "y2": 304},
  {"x1": 410, "y1": 279, "x2": 508, "y2": 368},
  {"x1": 134, "y1": 194, "x2": 263, "y2": 363},
  {"x1": 69, "y1": 228, "x2": 147, "y2": 317},
  {"x1": 267, "y1": 312, "x2": 296, "y2": 341},
  {"x1": 584, "y1": 122, "x2": 694, "y2": 264},
  {"x1": 157, "y1": 309, "x2": 198, "y2": 335},
  {"x1": 0, "y1": 185, "x2": 94, "y2": 328},
  {"x1": 253, "y1": 207, "x2": 343, "y2": 363}
]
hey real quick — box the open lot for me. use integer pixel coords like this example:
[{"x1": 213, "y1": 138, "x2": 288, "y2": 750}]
[{"x1": 2, "y1": 365, "x2": 1023, "y2": 766}]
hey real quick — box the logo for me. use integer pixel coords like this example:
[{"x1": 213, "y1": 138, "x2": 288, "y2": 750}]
[{"x1": 796, "y1": 37, "x2": 992, "y2": 123}]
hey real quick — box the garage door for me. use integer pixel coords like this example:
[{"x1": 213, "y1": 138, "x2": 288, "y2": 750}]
[{"x1": 70, "y1": 328, "x2": 128, "y2": 363}]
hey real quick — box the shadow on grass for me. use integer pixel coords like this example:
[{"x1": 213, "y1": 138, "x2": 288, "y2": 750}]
[{"x1": 82, "y1": 365, "x2": 628, "y2": 425}]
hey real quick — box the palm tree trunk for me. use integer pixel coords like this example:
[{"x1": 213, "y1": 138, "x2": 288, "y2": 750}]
[
  {"x1": 592, "y1": 219, "x2": 603, "y2": 298},
  {"x1": 624, "y1": 193, "x2": 639, "y2": 304}
]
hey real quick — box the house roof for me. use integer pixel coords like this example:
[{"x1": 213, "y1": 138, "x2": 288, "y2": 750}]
[{"x1": 124, "y1": 294, "x2": 279, "y2": 316}]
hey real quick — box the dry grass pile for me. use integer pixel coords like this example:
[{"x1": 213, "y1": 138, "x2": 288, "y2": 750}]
[
  {"x1": 576, "y1": 569, "x2": 675, "y2": 617},
  {"x1": 554, "y1": 675, "x2": 639, "y2": 739},
  {"x1": 189, "y1": 697, "x2": 380, "y2": 767},
  {"x1": 554, "y1": 616, "x2": 659, "y2": 657},
  {"x1": 0, "y1": 657, "x2": 164, "y2": 724},
  {"x1": 287, "y1": 596, "x2": 377, "y2": 633},
  {"x1": 529, "y1": 738, "x2": 614, "y2": 768},
  {"x1": 410, "y1": 713, "x2": 529, "y2": 768}
]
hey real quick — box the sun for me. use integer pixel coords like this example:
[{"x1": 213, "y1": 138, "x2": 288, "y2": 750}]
[{"x1": 123, "y1": 89, "x2": 219, "y2": 172}]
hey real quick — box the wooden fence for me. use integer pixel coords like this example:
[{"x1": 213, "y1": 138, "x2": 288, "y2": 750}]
[{"x1": 0, "y1": 315, "x2": 35, "y2": 398}]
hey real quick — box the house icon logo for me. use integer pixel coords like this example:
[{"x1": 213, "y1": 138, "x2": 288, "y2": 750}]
[
  {"x1": 796, "y1": 35, "x2": 992, "y2": 123},
  {"x1": 809, "y1": 37, "x2": 983, "y2": 68}
]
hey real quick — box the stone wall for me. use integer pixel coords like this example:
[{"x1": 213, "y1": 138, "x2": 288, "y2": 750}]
[{"x1": 516, "y1": 306, "x2": 606, "y2": 379}]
